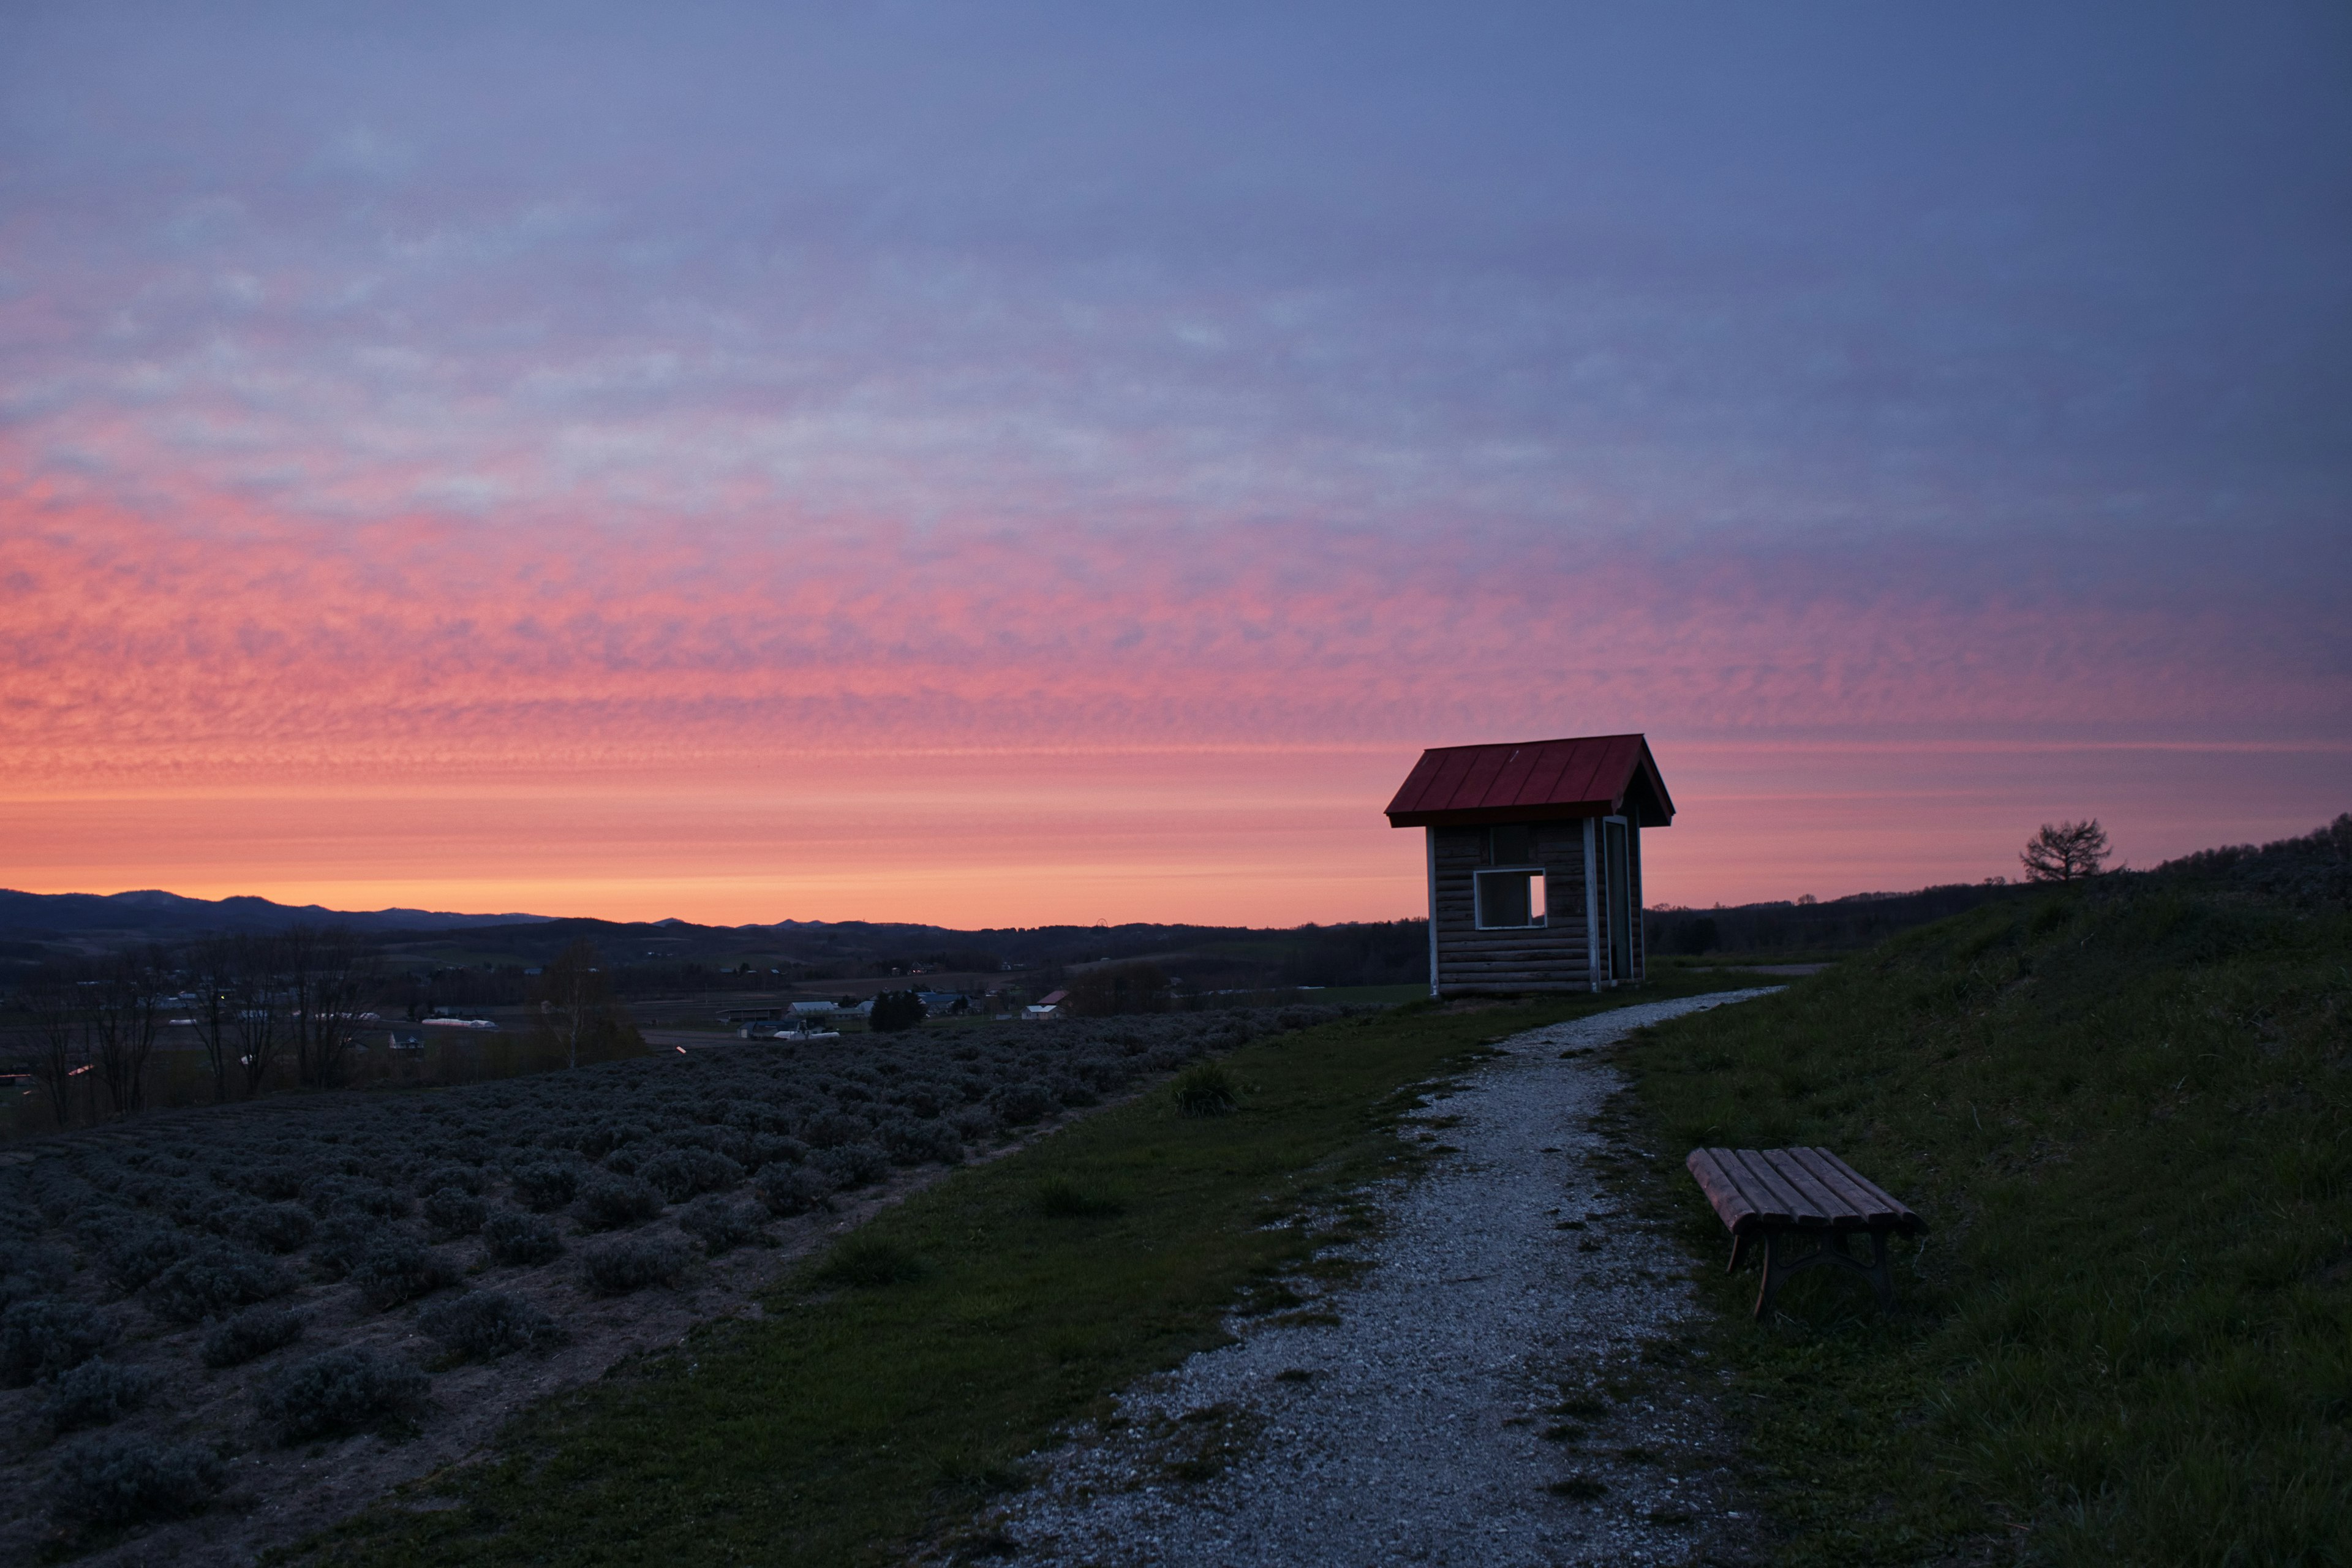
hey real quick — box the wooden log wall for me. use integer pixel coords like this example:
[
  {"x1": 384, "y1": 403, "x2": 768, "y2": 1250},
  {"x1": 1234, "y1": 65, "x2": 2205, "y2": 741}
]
[{"x1": 1431, "y1": 823, "x2": 1596, "y2": 994}]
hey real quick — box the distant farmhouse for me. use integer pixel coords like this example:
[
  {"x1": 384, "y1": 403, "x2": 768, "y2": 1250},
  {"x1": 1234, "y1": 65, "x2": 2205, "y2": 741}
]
[{"x1": 1385, "y1": 733, "x2": 1672, "y2": 997}]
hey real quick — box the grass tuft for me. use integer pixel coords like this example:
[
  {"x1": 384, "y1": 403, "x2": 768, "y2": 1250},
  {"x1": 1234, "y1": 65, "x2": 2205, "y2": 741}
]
[{"x1": 808, "y1": 1235, "x2": 934, "y2": 1290}]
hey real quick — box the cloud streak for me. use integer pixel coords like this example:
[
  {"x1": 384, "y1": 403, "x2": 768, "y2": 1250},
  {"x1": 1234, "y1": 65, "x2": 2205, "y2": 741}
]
[{"x1": 1, "y1": 4, "x2": 2345, "y2": 920}]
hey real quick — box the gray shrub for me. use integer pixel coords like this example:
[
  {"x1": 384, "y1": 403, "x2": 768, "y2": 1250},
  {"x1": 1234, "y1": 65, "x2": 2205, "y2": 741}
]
[
  {"x1": 417, "y1": 1163, "x2": 487, "y2": 1196},
  {"x1": 102, "y1": 1225, "x2": 194, "y2": 1293},
  {"x1": 308, "y1": 1214, "x2": 379, "y2": 1279},
  {"x1": 1, "y1": 1298, "x2": 119, "y2": 1385},
  {"x1": 990, "y1": 1081, "x2": 1059, "y2": 1125},
  {"x1": 751, "y1": 1163, "x2": 832, "y2": 1217},
  {"x1": 571, "y1": 1170, "x2": 663, "y2": 1231},
  {"x1": 815, "y1": 1140, "x2": 890, "y2": 1190},
  {"x1": 47, "y1": 1434, "x2": 222, "y2": 1528},
  {"x1": 232, "y1": 1202, "x2": 317, "y2": 1254},
  {"x1": 480, "y1": 1208, "x2": 565, "y2": 1267},
  {"x1": 42, "y1": 1357, "x2": 153, "y2": 1431},
  {"x1": 255, "y1": 1346, "x2": 428, "y2": 1441},
  {"x1": 421, "y1": 1186, "x2": 488, "y2": 1237},
  {"x1": 347, "y1": 1237, "x2": 458, "y2": 1311},
  {"x1": 677, "y1": 1196, "x2": 763, "y2": 1256},
  {"x1": 145, "y1": 1244, "x2": 292, "y2": 1325},
  {"x1": 200, "y1": 1305, "x2": 307, "y2": 1369},
  {"x1": 636, "y1": 1146, "x2": 744, "y2": 1202},
  {"x1": 510, "y1": 1161, "x2": 582, "y2": 1212},
  {"x1": 417, "y1": 1289, "x2": 566, "y2": 1360},
  {"x1": 579, "y1": 1234, "x2": 693, "y2": 1295}
]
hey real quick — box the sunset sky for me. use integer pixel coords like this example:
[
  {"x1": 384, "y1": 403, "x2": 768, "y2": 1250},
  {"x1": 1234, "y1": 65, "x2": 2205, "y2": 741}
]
[{"x1": 2, "y1": 5, "x2": 2346, "y2": 927}]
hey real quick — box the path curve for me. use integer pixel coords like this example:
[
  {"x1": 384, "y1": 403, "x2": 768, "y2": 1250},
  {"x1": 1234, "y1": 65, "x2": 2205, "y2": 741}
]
[{"x1": 993, "y1": 990, "x2": 1777, "y2": 1567}]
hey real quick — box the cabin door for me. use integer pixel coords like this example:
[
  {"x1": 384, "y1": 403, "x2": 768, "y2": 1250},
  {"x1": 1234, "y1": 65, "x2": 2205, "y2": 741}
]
[{"x1": 1604, "y1": 819, "x2": 1633, "y2": 981}]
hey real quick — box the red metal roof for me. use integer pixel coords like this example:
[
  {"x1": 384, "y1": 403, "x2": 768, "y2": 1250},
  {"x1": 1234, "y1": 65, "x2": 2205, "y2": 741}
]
[{"x1": 1383, "y1": 733, "x2": 1674, "y2": 828}]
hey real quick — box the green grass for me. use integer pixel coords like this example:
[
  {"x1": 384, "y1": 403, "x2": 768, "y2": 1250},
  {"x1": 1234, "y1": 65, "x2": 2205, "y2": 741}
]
[
  {"x1": 292, "y1": 971, "x2": 1762, "y2": 1567},
  {"x1": 1616, "y1": 879, "x2": 2352, "y2": 1565}
]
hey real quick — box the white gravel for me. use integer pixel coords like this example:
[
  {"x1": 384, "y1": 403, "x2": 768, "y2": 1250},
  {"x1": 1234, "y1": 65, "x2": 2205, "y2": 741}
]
[{"x1": 989, "y1": 990, "x2": 1780, "y2": 1567}]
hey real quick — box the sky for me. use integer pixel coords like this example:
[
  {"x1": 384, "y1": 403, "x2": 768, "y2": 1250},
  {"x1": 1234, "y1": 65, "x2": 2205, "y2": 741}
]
[{"x1": 2, "y1": 3, "x2": 2347, "y2": 927}]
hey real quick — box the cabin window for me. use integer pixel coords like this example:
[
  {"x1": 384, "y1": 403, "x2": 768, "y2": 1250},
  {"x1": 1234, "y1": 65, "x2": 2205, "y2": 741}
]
[
  {"x1": 1488, "y1": 823, "x2": 1535, "y2": 865},
  {"x1": 1474, "y1": 869, "x2": 1545, "y2": 929}
]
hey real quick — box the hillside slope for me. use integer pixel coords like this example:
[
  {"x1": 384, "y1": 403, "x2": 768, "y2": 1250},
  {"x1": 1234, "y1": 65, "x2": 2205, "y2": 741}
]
[{"x1": 1623, "y1": 822, "x2": 2351, "y2": 1564}]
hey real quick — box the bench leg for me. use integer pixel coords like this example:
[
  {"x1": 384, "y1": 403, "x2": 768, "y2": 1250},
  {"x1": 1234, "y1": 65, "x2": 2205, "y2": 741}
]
[
  {"x1": 1753, "y1": 1229, "x2": 1782, "y2": 1319},
  {"x1": 1753, "y1": 1228, "x2": 1899, "y2": 1319},
  {"x1": 1727, "y1": 1231, "x2": 1751, "y2": 1275}
]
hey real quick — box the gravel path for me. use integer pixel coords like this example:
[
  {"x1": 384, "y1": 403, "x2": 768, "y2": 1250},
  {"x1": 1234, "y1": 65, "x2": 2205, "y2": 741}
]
[{"x1": 990, "y1": 990, "x2": 1779, "y2": 1567}]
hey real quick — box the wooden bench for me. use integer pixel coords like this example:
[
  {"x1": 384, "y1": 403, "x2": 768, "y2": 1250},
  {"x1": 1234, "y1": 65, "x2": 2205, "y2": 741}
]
[{"x1": 1684, "y1": 1147, "x2": 1927, "y2": 1318}]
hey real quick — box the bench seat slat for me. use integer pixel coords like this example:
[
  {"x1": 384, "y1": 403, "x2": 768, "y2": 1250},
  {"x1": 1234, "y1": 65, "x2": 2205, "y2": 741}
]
[
  {"x1": 1730, "y1": 1148, "x2": 1831, "y2": 1227},
  {"x1": 1811, "y1": 1147, "x2": 1929, "y2": 1235},
  {"x1": 1760, "y1": 1148, "x2": 1871, "y2": 1231},
  {"x1": 1786, "y1": 1147, "x2": 1901, "y2": 1227},
  {"x1": 1684, "y1": 1148, "x2": 1776, "y2": 1232}
]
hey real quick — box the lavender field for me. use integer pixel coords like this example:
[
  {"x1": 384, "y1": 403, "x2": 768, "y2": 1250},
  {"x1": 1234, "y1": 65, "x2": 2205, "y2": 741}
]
[{"x1": 0, "y1": 1004, "x2": 1352, "y2": 1559}]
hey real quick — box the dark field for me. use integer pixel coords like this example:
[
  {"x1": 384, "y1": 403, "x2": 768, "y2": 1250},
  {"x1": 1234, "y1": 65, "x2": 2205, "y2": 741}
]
[{"x1": 0, "y1": 1005, "x2": 1355, "y2": 1560}]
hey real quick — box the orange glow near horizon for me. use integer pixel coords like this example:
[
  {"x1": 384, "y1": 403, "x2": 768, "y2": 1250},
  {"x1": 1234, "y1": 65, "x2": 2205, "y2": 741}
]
[{"x1": 4, "y1": 479, "x2": 2345, "y2": 927}]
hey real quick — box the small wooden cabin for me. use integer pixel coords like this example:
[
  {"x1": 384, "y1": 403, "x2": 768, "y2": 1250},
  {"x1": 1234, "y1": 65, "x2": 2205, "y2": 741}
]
[{"x1": 1384, "y1": 733, "x2": 1674, "y2": 997}]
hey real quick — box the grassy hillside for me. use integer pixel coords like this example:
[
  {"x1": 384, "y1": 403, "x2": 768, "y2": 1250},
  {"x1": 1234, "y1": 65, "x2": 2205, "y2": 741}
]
[{"x1": 1621, "y1": 837, "x2": 2352, "y2": 1564}]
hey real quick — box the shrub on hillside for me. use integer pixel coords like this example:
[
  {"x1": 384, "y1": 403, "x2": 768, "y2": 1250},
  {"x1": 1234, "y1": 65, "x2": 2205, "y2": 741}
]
[
  {"x1": 47, "y1": 1434, "x2": 223, "y2": 1528},
  {"x1": 347, "y1": 1237, "x2": 458, "y2": 1311},
  {"x1": 102, "y1": 1225, "x2": 194, "y2": 1293},
  {"x1": 417, "y1": 1164, "x2": 487, "y2": 1196},
  {"x1": 880, "y1": 1118, "x2": 962, "y2": 1167},
  {"x1": 42, "y1": 1358, "x2": 153, "y2": 1431},
  {"x1": 308, "y1": 1214, "x2": 379, "y2": 1280},
  {"x1": 815, "y1": 1141, "x2": 890, "y2": 1190},
  {"x1": 255, "y1": 1346, "x2": 428, "y2": 1441},
  {"x1": 481, "y1": 1208, "x2": 565, "y2": 1267},
  {"x1": 201, "y1": 1305, "x2": 307, "y2": 1369},
  {"x1": 0, "y1": 1238, "x2": 70, "y2": 1310},
  {"x1": 572, "y1": 1170, "x2": 663, "y2": 1230},
  {"x1": 579, "y1": 1234, "x2": 693, "y2": 1295},
  {"x1": 301, "y1": 1175, "x2": 411, "y2": 1219},
  {"x1": 637, "y1": 1147, "x2": 745, "y2": 1202},
  {"x1": 990, "y1": 1081, "x2": 1058, "y2": 1126},
  {"x1": 231, "y1": 1201, "x2": 317, "y2": 1254},
  {"x1": 418, "y1": 1290, "x2": 566, "y2": 1360},
  {"x1": 421, "y1": 1185, "x2": 488, "y2": 1237},
  {"x1": 678, "y1": 1196, "x2": 763, "y2": 1256},
  {"x1": 510, "y1": 1161, "x2": 582, "y2": 1212},
  {"x1": 145, "y1": 1244, "x2": 292, "y2": 1324},
  {"x1": 752, "y1": 1163, "x2": 832, "y2": 1216}
]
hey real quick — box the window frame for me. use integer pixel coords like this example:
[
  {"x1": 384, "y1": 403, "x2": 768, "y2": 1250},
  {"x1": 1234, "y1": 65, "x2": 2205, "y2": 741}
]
[{"x1": 1472, "y1": 865, "x2": 1547, "y2": 930}]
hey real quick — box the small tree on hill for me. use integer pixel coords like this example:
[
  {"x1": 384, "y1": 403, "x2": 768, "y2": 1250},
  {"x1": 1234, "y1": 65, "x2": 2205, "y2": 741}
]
[{"x1": 2022, "y1": 820, "x2": 2111, "y2": 884}]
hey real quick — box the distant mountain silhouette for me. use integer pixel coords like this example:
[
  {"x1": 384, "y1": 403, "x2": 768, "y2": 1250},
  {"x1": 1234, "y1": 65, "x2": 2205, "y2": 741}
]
[{"x1": 0, "y1": 888, "x2": 554, "y2": 937}]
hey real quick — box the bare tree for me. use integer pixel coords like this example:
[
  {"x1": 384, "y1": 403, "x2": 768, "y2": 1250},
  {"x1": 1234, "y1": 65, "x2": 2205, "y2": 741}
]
[
  {"x1": 2022, "y1": 820, "x2": 2112, "y2": 884},
  {"x1": 12, "y1": 964, "x2": 91, "y2": 1129},
  {"x1": 532, "y1": 940, "x2": 635, "y2": 1069},
  {"x1": 86, "y1": 946, "x2": 167, "y2": 1117},
  {"x1": 230, "y1": 934, "x2": 288, "y2": 1097},
  {"x1": 285, "y1": 925, "x2": 371, "y2": 1088},
  {"x1": 187, "y1": 936, "x2": 254, "y2": 1103}
]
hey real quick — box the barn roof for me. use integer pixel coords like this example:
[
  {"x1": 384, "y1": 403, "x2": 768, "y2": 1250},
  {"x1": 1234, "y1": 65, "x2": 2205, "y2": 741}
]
[{"x1": 1383, "y1": 733, "x2": 1674, "y2": 828}]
